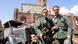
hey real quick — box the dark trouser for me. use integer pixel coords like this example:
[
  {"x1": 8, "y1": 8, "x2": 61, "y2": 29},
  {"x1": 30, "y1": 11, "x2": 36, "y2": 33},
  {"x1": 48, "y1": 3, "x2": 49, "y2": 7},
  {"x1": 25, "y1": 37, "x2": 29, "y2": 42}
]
[{"x1": 43, "y1": 33, "x2": 52, "y2": 44}]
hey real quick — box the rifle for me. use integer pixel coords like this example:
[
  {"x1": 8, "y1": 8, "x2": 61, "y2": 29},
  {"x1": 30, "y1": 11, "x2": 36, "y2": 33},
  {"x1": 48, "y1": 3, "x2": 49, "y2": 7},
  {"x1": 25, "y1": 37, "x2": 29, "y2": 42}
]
[
  {"x1": 51, "y1": 18, "x2": 68, "y2": 32},
  {"x1": 41, "y1": 17, "x2": 52, "y2": 35}
]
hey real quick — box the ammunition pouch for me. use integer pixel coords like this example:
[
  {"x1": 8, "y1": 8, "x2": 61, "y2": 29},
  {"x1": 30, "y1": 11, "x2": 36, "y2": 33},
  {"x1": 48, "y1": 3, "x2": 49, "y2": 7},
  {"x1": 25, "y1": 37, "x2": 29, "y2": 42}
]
[{"x1": 59, "y1": 25, "x2": 68, "y2": 31}]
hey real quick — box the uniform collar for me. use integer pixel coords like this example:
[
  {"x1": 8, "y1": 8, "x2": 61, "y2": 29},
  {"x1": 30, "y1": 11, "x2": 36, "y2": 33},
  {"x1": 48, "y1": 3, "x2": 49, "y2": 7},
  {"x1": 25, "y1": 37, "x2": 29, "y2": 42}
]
[{"x1": 54, "y1": 14, "x2": 62, "y2": 19}]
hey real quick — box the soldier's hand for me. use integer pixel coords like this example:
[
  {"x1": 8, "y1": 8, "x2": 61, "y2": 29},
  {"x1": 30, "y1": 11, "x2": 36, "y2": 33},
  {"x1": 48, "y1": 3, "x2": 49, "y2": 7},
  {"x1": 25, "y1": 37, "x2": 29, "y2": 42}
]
[
  {"x1": 51, "y1": 25, "x2": 59, "y2": 30},
  {"x1": 31, "y1": 34, "x2": 38, "y2": 42},
  {"x1": 39, "y1": 33, "x2": 43, "y2": 37},
  {"x1": 31, "y1": 34, "x2": 35, "y2": 37},
  {"x1": 31, "y1": 34, "x2": 36, "y2": 40},
  {"x1": 67, "y1": 35, "x2": 71, "y2": 39}
]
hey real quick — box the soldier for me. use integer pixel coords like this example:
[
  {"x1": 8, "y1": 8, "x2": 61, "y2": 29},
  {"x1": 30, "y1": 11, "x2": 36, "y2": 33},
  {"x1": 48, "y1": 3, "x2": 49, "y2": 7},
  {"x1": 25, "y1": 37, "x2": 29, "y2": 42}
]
[
  {"x1": 35, "y1": 9, "x2": 53, "y2": 44},
  {"x1": 51, "y1": 6, "x2": 72, "y2": 44}
]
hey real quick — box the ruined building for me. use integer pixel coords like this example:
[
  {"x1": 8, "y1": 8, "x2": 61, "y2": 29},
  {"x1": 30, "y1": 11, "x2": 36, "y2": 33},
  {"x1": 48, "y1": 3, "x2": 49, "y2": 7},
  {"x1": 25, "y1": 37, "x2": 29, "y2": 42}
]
[
  {"x1": 14, "y1": 0, "x2": 47, "y2": 24},
  {"x1": 13, "y1": 0, "x2": 78, "y2": 31}
]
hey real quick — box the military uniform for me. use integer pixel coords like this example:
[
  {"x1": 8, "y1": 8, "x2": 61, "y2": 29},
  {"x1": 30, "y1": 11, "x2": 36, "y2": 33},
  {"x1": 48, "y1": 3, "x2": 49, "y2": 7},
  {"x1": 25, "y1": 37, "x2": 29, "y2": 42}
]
[
  {"x1": 52, "y1": 15, "x2": 72, "y2": 44},
  {"x1": 35, "y1": 16, "x2": 53, "y2": 44}
]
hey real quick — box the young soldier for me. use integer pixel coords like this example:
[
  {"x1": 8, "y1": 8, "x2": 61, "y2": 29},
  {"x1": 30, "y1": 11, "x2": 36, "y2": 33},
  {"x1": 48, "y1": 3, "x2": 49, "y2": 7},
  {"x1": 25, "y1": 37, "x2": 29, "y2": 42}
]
[
  {"x1": 35, "y1": 9, "x2": 53, "y2": 44},
  {"x1": 51, "y1": 6, "x2": 72, "y2": 44}
]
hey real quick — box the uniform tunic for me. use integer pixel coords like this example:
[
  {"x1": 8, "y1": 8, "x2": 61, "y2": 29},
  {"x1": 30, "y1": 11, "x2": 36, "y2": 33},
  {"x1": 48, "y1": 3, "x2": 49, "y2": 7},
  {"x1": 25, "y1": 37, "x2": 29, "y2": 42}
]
[
  {"x1": 52, "y1": 15, "x2": 72, "y2": 44},
  {"x1": 35, "y1": 16, "x2": 53, "y2": 44}
]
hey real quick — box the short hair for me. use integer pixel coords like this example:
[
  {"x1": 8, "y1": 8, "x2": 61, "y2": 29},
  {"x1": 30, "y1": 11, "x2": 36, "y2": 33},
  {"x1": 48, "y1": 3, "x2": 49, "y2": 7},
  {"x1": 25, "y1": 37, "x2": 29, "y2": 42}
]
[
  {"x1": 52, "y1": 5, "x2": 59, "y2": 10},
  {"x1": 42, "y1": 9, "x2": 48, "y2": 13}
]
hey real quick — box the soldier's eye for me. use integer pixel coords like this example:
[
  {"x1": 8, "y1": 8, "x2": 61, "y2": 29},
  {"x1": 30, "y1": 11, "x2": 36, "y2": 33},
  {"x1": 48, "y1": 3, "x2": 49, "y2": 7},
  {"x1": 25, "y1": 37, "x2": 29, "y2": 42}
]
[
  {"x1": 43, "y1": 12, "x2": 47, "y2": 13},
  {"x1": 53, "y1": 9, "x2": 58, "y2": 11}
]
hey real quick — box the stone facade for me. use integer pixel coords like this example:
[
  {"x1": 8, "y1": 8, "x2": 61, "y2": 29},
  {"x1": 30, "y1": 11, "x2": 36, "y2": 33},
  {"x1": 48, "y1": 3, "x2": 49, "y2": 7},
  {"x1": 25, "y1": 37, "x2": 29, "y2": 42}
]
[
  {"x1": 37, "y1": 0, "x2": 47, "y2": 6},
  {"x1": 14, "y1": 8, "x2": 42, "y2": 24}
]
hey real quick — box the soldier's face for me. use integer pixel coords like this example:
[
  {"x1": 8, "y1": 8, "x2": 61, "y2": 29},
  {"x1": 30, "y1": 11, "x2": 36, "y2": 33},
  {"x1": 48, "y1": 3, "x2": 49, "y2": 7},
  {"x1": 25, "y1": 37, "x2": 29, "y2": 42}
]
[
  {"x1": 42, "y1": 10, "x2": 48, "y2": 17},
  {"x1": 53, "y1": 7, "x2": 59, "y2": 15}
]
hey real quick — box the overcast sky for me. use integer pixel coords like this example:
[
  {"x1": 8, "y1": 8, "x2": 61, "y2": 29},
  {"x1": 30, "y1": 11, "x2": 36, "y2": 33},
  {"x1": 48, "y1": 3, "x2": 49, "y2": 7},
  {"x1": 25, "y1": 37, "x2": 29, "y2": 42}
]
[{"x1": 0, "y1": 0, "x2": 78, "y2": 24}]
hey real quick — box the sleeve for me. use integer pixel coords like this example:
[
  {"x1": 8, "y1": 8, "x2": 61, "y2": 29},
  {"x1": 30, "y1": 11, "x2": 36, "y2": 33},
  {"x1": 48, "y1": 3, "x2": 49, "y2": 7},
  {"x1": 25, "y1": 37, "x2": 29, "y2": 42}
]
[
  {"x1": 35, "y1": 18, "x2": 42, "y2": 35},
  {"x1": 63, "y1": 16, "x2": 73, "y2": 36}
]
